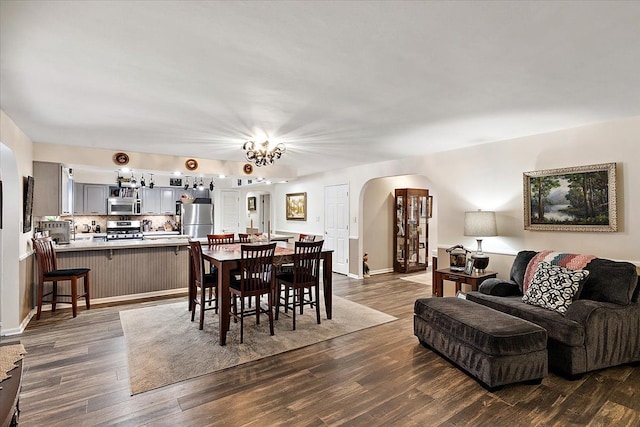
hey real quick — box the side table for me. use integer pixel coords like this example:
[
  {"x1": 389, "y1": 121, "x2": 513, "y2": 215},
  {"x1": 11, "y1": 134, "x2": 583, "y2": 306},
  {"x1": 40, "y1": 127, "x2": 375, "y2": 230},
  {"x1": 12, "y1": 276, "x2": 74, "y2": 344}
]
[{"x1": 433, "y1": 268, "x2": 497, "y2": 297}]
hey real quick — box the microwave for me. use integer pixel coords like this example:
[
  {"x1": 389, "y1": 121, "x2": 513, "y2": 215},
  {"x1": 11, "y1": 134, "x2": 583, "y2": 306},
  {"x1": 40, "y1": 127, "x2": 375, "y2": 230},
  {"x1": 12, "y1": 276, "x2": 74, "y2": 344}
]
[{"x1": 108, "y1": 198, "x2": 141, "y2": 216}]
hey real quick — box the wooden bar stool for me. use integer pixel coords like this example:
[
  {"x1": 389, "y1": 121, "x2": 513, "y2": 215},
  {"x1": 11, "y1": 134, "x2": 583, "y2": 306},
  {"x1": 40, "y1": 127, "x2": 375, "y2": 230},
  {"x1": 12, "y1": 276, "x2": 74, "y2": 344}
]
[{"x1": 32, "y1": 237, "x2": 91, "y2": 319}]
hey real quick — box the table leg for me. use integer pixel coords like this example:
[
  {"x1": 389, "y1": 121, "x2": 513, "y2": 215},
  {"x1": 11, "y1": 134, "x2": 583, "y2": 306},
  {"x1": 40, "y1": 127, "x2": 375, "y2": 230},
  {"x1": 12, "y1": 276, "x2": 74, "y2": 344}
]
[
  {"x1": 218, "y1": 261, "x2": 234, "y2": 346},
  {"x1": 323, "y1": 252, "x2": 332, "y2": 319}
]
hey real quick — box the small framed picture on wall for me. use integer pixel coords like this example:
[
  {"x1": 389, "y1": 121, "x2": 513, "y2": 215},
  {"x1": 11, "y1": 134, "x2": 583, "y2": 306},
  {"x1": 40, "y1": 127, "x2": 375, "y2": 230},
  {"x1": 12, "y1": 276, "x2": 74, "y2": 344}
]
[{"x1": 248, "y1": 196, "x2": 256, "y2": 211}]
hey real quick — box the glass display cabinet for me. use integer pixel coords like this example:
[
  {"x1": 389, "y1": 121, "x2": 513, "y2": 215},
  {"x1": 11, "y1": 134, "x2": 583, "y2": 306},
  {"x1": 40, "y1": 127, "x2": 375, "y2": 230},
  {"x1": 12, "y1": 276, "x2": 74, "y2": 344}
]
[{"x1": 394, "y1": 188, "x2": 430, "y2": 273}]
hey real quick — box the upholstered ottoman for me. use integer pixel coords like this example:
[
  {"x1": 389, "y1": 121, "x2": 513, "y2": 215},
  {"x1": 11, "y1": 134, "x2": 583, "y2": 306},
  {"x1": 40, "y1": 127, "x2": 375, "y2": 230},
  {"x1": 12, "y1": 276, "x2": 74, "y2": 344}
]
[{"x1": 414, "y1": 297, "x2": 548, "y2": 390}]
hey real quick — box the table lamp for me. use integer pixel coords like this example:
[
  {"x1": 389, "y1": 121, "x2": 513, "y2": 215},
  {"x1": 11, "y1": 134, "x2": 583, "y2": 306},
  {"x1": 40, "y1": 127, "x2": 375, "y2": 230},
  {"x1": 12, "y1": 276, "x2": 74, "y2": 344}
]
[{"x1": 464, "y1": 210, "x2": 497, "y2": 272}]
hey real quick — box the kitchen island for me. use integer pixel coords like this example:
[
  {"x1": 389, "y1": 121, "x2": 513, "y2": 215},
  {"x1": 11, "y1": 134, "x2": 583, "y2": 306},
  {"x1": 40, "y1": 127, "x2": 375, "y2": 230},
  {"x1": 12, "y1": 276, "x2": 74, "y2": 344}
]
[{"x1": 54, "y1": 238, "x2": 190, "y2": 301}]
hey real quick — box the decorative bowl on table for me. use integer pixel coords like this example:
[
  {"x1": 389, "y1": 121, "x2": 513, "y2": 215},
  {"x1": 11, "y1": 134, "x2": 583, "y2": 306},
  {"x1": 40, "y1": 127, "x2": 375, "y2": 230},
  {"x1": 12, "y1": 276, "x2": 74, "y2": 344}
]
[{"x1": 180, "y1": 194, "x2": 195, "y2": 204}]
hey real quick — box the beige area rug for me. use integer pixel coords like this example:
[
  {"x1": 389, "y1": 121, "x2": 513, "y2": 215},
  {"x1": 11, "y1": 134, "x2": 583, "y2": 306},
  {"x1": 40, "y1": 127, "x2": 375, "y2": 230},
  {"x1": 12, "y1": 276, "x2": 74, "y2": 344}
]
[{"x1": 120, "y1": 295, "x2": 397, "y2": 395}]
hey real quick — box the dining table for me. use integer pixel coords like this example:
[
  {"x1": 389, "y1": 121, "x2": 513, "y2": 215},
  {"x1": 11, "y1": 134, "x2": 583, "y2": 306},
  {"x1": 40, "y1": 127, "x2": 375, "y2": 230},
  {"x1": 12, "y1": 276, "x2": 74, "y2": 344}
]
[{"x1": 191, "y1": 241, "x2": 333, "y2": 346}]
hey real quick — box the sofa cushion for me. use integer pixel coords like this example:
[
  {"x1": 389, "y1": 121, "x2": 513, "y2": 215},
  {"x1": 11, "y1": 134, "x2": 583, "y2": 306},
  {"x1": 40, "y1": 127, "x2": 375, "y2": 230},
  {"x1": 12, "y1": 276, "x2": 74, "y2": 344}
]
[
  {"x1": 510, "y1": 250, "x2": 538, "y2": 293},
  {"x1": 523, "y1": 262, "x2": 590, "y2": 314},
  {"x1": 466, "y1": 292, "x2": 586, "y2": 347},
  {"x1": 581, "y1": 258, "x2": 639, "y2": 305}
]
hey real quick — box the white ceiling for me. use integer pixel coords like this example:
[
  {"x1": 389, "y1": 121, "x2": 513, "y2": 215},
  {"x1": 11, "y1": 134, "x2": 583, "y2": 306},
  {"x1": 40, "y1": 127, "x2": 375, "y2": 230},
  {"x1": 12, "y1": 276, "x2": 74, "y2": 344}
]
[{"x1": 2, "y1": 1, "x2": 640, "y2": 177}]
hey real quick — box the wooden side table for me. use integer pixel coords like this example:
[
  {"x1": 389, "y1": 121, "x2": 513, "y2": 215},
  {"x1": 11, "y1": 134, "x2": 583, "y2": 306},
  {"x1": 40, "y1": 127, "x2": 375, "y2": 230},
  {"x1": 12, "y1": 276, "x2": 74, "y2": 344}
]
[{"x1": 433, "y1": 268, "x2": 497, "y2": 297}]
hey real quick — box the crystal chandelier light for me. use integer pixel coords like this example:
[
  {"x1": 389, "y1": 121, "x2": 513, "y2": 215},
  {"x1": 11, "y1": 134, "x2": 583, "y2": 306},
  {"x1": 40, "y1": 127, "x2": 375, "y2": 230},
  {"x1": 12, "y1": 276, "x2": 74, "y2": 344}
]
[{"x1": 242, "y1": 140, "x2": 286, "y2": 167}]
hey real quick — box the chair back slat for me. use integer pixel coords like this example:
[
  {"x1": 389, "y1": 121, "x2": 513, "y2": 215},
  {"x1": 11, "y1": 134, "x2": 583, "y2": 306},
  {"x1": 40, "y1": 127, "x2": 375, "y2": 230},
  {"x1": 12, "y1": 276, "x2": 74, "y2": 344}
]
[
  {"x1": 238, "y1": 243, "x2": 276, "y2": 293},
  {"x1": 298, "y1": 233, "x2": 316, "y2": 242},
  {"x1": 189, "y1": 240, "x2": 205, "y2": 286},
  {"x1": 32, "y1": 237, "x2": 58, "y2": 278},
  {"x1": 207, "y1": 233, "x2": 234, "y2": 246},
  {"x1": 293, "y1": 240, "x2": 324, "y2": 284}
]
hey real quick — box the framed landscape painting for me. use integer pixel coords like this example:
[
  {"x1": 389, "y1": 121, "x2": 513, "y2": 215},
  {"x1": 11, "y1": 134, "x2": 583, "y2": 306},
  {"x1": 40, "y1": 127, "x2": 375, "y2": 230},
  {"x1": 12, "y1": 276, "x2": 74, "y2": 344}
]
[
  {"x1": 286, "y1": 192, "x2": 307, "y2": 221},
  {"x1": 523, "y1": 163, "x2": 617, "y2": 232}
]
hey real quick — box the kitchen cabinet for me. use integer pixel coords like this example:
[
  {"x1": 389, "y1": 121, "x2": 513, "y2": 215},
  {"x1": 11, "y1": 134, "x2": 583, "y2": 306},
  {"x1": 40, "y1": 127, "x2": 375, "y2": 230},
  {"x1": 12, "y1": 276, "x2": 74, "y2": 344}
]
[
  {"x1": 141, "y1": 187, "x2": 161, "y2": 214},
  {"x1": 160, "y1": 188, "x2": 177, "y2": 214},
  {"x1": 74, "y1": 182, "x2": 84, "y2": 214},
  {"x1": 394, "y1": 188, "x2": 430, "y2": 273},
  {"x1": 33, "y1": 161, "x2": 73, "y2": 216},
  {"x1": 84, "y1": 184, "x2": 108, "y2": 214}
]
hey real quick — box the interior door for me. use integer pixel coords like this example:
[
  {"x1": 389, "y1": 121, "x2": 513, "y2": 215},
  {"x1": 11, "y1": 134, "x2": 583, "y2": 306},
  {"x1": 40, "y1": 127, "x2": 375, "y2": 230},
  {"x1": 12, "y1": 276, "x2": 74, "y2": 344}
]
[
  {"x1": 324, "y1": 184, "x2": 349, "y2": 275},
  {"x1": 220, "y1": 190, "x2": 240, "y2": 234},
  {"x1": 260, "y1": 194, "x2": 271, "y2": 234}
]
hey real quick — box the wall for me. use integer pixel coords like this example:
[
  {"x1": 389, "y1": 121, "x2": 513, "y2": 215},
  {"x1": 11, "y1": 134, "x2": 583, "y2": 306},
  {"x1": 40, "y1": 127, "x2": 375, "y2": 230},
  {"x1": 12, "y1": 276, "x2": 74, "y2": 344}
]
[{"x1": 0, "y1": 109, "x2": 35, "y2": 334}]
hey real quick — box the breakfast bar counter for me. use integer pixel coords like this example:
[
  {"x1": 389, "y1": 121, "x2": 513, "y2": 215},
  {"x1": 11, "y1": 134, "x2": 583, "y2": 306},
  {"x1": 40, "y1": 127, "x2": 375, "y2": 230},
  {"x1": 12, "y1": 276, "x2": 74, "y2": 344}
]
[{"x1": 53, "y1": 238, "x2": 190, "y2": 301}]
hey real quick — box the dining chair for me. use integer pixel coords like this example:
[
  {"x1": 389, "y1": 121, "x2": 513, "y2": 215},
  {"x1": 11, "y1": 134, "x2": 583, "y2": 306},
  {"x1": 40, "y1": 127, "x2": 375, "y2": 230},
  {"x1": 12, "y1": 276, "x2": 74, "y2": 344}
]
[
  {"x1": 275, "y1": 240, "x2": 324, "y2": 330},
  {"x1": 207, "y1": 233, "x2": 235, "y2": 245},
  {"x1": 228, "y1": 242, "x2": 277, "y2": 343},
  {"x1": 32, "y1": 237, "x2": 91, "y2": 319},
  {"x1": 298, "y1": 233, "x2": 316, "y2": 242},
  {"x1": 238, "y1": 233, "x2": 250, "y2": 243},
  {"x1": 189, "y1": 240, "x2": 218, "y2": 329}
]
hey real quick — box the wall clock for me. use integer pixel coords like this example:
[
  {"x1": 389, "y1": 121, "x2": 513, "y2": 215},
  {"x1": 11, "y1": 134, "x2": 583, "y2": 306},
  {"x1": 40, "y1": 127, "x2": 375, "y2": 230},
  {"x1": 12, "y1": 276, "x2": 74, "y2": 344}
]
[
  {"x1": 185, "y1": 158, "x2": 198, "y2": 171},
  {"x1": 243, "y1": 163, "x2": 254, "y2": 175},
  {"x1": 113, "y1": 152, "x2": 129, "y2": 165}
]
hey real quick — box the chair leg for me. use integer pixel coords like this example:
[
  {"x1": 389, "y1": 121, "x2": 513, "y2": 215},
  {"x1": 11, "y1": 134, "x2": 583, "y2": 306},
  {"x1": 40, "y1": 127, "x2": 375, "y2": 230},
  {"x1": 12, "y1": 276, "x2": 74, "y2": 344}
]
[
  {"x1": 191, "y1": 293, "x2": 197, "y2": 322},
  {"x1": 199, "y1": 285, "x2": 205, "y2": 330},
  {"x1": 52, "y1": 281, "x2": 58, "y2": 312},
  {"x1": 315, "y1": 284, "x2": 321, "y2": 324},
  {"x1": 36, "y1": 280, "x2": 44, "y2": 320},
  {"x1": 268, "y1": 290, "x2": 274, "y2": 336},
  {"x1": 256, "y1": 295, "x2": 260, "y2": 325},
  {"x1": 84, "y1": 274, "x2": 91, "y2": 310},
  {"x1": 292, "y1": 288, "x2": 297, "y2": 331},
  {"x1": 275, "y1": 283, "x2": 281, "y2": 320},
  {"x1": 71, "y1": 277, "x2": 78, "y2": 318},
  {"x1": 240, "y1": 297, "x2": 245, "y2": 344}
]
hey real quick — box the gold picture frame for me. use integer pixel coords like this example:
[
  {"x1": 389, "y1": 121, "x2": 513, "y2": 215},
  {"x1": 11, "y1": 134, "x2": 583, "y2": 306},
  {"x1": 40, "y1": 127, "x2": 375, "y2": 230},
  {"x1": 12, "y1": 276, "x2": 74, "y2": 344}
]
[
  {"x1": 286, "y1": 192, "x2": 307, "y2": 221},
  {"x1": 523, "y1": 162, "x2": 617, "y2": 232}
]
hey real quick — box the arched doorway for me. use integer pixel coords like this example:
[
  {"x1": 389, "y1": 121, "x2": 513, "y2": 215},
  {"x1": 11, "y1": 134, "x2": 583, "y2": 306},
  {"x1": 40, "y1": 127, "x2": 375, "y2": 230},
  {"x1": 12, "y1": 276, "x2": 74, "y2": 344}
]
[{"x1": 359, "y1": 174, "x2": 437, "y2": 278}]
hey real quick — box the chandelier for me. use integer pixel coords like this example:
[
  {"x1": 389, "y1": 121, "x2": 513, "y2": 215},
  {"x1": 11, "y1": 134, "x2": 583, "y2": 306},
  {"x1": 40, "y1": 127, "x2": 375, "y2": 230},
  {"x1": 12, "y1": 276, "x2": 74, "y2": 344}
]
[{"x1": 242, "y1": 140, "x2": 286, "y2": 167}]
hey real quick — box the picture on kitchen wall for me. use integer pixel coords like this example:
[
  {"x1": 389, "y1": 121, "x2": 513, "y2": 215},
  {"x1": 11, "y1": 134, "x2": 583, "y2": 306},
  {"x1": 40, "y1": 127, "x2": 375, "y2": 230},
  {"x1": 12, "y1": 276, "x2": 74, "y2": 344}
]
[
  {"x1": 286, "y1": 192, "x2": 307, "y2": 221},
  {"x1": 523, "y1": 162, "x2": 617, "y2": 232},
  {"x1": 23, "y1": 176, "x2": 34, "y2": 232},
  {"x1": 247, "y1": 196, "x2": 256, "y2": 211}
]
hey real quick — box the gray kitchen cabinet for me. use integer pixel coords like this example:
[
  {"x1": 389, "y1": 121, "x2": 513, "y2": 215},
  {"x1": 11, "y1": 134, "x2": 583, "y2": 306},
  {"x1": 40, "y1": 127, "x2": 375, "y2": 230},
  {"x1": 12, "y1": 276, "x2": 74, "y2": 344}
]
[
  {"x1": 141, "y1": 187, "x2": 161, "y2": 214},
  {"x1": 33, "y1": 161, "x2": 73, "y2": 216},
  {"x1": 84, "y1": 184, "x2": 108, "y2": 214},
  {"x1": 74, "y1": 182, "x2": 84, "y2": 214},
  {"x1": 160, "y1": 188, "x2": 177, "y2": 214}
]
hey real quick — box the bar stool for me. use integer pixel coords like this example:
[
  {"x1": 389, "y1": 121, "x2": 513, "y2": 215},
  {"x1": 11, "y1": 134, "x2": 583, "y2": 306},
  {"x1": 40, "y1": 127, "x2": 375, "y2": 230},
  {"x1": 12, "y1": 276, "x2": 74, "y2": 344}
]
[{"x1": 32, "y1": 237, "x2": 91, "y2": 319}]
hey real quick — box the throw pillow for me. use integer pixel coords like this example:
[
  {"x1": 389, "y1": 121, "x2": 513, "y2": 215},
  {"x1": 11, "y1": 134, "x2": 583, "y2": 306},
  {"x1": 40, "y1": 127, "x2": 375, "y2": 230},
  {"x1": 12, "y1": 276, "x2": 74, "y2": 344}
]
[{"x1": 523, "y1": 262, "x2": 590, "y2": 314}]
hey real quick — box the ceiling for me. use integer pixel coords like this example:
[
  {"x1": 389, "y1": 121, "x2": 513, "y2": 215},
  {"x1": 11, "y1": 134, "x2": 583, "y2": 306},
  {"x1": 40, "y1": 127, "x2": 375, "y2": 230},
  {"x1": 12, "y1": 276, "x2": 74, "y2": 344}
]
[{"x1": 2, "y1": 1, "x2": 640, "y2": 177}]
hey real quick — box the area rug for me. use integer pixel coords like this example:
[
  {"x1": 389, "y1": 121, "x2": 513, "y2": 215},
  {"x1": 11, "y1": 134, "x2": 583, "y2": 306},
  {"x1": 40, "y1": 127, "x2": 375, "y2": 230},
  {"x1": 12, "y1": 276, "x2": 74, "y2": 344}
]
[{"x1": 120, "y1": 295, "x2": 396, "y2": 395}]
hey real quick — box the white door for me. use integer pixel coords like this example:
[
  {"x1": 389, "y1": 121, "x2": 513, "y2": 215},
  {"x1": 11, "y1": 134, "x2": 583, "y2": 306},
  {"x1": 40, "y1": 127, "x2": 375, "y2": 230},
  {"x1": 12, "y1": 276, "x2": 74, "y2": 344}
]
[
  {"x1": 324, "y1": 184, "x2": 349, "y2": 275},
  {"x1": 260, "y1": 194, "x2": 271, "y2": 234},
  {"x1": 220, "y1": 190, "x2": 240, "y2": 234}
]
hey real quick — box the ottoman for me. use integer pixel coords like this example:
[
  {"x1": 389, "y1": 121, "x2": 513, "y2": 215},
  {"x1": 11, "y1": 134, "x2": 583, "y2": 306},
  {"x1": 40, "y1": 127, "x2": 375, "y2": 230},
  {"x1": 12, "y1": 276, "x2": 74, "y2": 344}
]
[{"x1": 414, "y1": 297, "x2": 548, "y2": 390}]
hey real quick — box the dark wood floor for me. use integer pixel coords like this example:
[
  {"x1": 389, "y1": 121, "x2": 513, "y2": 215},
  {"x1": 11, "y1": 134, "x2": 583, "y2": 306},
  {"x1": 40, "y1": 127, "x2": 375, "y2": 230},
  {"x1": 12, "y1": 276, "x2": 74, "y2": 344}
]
[{"x1": 4, "y1": 272, "x2": 640, "y2": 426}]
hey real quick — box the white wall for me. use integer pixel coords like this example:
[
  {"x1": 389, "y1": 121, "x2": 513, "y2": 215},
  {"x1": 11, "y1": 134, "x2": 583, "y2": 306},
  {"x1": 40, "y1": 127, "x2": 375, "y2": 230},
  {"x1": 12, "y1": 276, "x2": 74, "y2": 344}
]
[{"x1": 1, "y1": 109, "x2": 35, "y2": 334}]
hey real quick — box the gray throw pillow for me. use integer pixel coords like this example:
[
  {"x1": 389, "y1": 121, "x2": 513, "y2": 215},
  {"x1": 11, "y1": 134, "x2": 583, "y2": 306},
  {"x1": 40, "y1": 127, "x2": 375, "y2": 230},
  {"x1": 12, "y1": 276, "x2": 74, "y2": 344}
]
[{"x1": 523, "y1": 262, "x2": 590, "y2": 314}]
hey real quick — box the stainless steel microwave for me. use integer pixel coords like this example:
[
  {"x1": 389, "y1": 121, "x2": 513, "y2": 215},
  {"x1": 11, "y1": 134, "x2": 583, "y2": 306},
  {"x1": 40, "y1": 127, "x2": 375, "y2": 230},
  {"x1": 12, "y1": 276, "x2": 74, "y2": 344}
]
[{"x1": 107, "y1": 198, "x2": 141, "y2": 216}]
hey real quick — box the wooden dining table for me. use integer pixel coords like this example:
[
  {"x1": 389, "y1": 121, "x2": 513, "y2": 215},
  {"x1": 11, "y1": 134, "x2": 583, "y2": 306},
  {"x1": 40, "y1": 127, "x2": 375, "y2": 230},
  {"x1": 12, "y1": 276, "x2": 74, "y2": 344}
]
[{"x1": 191, "y1": 241, "x2": 333, "y2": 346}]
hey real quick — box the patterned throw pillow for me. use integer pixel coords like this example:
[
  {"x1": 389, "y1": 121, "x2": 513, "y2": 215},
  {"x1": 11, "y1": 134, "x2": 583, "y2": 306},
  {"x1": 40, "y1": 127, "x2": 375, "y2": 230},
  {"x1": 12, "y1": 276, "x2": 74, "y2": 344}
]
[{"x1": 523, "y1": 261, "x2": 590, "y2": 314}]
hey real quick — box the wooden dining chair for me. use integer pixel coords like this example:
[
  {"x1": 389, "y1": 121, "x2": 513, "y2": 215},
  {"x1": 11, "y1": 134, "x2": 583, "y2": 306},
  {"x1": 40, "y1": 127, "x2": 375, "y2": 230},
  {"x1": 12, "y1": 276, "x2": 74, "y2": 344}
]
[
  {"x1": 228, "y1": 242, "x2": 277, "y2": 343},
  {"x1": 298, "y1": 233, "x2": 316, "y2": 242},
  {"x1": 32, "y1": 237, "x2": 91, "y2": 319},
  {"x1": 275, "y1": 240, "x2": 324, "y2": 330},
  {"x1": 189, "y1": 240, "x2": 218, "y2": 329},
  {"x1": 207, "y1": 233, "x2": 235, "y2": 245}
]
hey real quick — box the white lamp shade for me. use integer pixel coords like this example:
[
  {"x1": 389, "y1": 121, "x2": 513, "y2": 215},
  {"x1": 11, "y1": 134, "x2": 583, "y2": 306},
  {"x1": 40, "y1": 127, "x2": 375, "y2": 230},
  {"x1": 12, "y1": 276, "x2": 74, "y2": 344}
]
[{"x1": 464, "y1": 210, "x2": 497, "y2": 237}]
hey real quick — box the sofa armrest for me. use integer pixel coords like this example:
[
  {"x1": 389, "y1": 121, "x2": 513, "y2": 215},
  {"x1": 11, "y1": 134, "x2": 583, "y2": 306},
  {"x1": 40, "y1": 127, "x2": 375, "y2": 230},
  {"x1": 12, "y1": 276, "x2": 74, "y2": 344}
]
[{"x1": 478, "y1": 279, "x2": 521, "y2": 296}]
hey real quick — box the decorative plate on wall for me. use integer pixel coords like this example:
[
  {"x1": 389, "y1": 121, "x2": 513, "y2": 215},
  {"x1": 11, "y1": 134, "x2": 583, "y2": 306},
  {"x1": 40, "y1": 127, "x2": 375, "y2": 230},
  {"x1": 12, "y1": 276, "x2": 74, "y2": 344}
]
[
  {"x1": 243, "y1": 163, "x2": 253, "y2": 175},
  {"x1": 185, "y1": 158, "x2": 198, "y2": 171},
  {"x1": 113, "y1": 152, "x2": 129, "y2": 165}
]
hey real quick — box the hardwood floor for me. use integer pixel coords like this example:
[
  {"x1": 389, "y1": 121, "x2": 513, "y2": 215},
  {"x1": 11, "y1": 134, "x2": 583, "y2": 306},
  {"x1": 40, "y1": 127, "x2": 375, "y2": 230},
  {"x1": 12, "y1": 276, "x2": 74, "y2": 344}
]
[{"x1": 4, "y1": 272, "x2": 640, "y2": 426}]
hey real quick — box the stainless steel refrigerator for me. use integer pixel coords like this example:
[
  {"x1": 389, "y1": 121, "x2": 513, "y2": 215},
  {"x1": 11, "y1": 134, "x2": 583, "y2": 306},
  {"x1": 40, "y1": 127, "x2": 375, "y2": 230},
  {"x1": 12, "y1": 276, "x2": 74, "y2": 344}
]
[{"x1": 181, "y1": 203, "x2": 214, "y2": 238}]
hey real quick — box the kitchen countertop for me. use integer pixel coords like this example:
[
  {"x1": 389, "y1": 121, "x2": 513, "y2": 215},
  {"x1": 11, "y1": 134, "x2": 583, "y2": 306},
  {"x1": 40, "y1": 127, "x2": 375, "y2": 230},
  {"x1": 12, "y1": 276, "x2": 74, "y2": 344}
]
[{"x1": 55, "y1": 237, "x2": 190, "y2": 252}]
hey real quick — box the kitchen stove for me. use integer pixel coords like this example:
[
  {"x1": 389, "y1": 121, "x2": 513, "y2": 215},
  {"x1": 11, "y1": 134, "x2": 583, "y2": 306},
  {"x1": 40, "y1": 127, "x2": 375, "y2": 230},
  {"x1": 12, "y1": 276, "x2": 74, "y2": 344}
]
[{"x1": 106, "y1": 220, "x2": 143, "y2": 240}]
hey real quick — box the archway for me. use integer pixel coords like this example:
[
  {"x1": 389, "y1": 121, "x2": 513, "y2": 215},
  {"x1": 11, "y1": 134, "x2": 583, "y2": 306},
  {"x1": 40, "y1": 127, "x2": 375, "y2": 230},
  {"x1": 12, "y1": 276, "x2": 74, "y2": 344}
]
[
  {"x1": 359, "y1": 174, "x2": 437, "y2": 278},
  {"x1": 0, "y1": 142, "x2": 22, "y2": 335}
]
